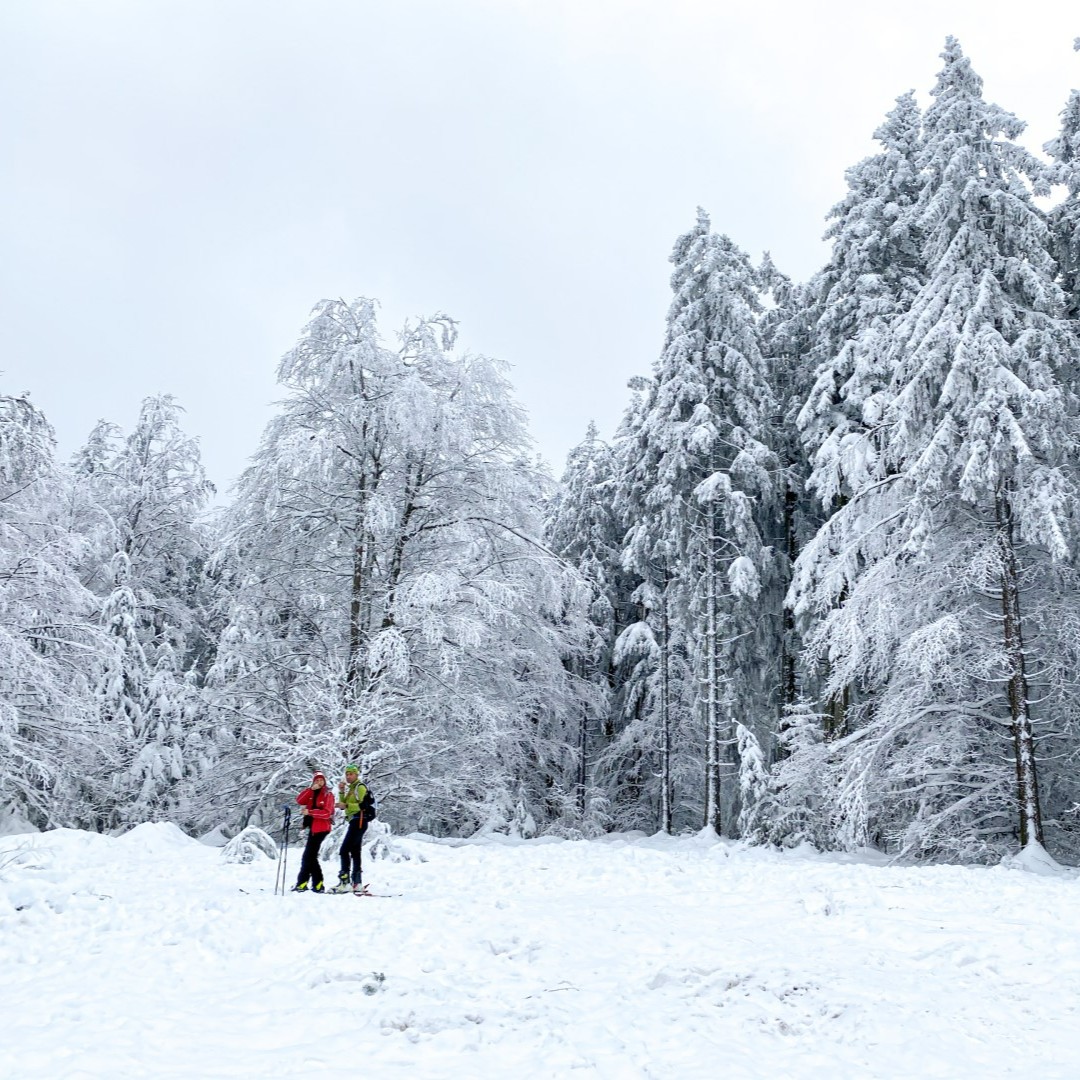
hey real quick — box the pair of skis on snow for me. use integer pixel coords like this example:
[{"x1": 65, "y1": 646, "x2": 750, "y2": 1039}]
[
  {"x1": 329, "y1": 883, "x2": 375, "y2": 896},
  {"x1": 323, "y1": 882, "x2": 398, "y2": 897}
]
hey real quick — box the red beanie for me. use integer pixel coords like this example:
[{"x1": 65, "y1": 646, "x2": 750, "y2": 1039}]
[{"x1": 312, "y1": 772, "x2": 326, "y2": 784}]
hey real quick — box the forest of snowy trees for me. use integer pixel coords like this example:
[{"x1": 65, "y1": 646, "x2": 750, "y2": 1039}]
[{"x1": 4, "y1": 39, "x2": 1080, "y2": 863}]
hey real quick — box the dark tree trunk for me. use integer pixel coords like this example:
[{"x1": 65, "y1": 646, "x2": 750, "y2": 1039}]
[
  {"x1": 659, "y1": 570, "x2": 672, "y2": 834},
  {"x1": 997, "y1": 492, "x2": 1044, "y2": 849},
  {"x1": 780, "y1": 479, "x2": 799, "y2": 718},
  {"x1": 703, "y1": 502, "x2": 721, "y2": 836}
]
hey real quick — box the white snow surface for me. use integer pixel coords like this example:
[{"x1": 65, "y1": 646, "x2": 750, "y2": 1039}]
[{"x1": 3, "y1": 825, "x2": 1080, "y2": 1079}]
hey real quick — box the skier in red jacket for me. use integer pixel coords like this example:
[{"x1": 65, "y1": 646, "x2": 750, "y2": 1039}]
[{"x1": 292, "y1": 772, "x2": 336, "y2": 892}]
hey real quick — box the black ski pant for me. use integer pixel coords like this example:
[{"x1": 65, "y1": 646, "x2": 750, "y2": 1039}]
[
  {"x1": 338, "y1": 816, "x2": 367, "y2": 884},
  {"x1": 297, "y1": 829, "x2": 328, "y2": 887}
]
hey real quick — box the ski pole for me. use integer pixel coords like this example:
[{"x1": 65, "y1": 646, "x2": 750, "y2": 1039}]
[
  {"x1": 281, "y1": 805, "x2": 292, "y2": 893},
  {"x1": 275, "y1": 805, "x2": 292, "y2": 895},
  {"x1": 274, "y1": 807, "x2": 284, "y2": 895}
]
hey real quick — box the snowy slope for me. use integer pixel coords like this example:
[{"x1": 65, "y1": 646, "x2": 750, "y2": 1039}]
[{"x1": 2, "y1": 825, "x2": 1079, "y2": 1079}]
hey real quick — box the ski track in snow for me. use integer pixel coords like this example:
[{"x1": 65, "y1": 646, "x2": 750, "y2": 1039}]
[{"x1": 2, "y1": 826, "x2": 1080, "y2": 1079}]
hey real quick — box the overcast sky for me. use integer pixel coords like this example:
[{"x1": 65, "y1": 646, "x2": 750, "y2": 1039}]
[{"x1": 2, "y1": 1, "x2": 1078, "y2": 492}]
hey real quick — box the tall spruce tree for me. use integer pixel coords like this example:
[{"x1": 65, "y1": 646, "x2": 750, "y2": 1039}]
[
  {"x1": 624, "y1": 211, "x2": 777, "y2": 834},
  {"x1": 799, "y1": 91, "x2": 925, "y2": 510},
  {"x1": 757, "y1": 258, "x2": 818, "y2": 737},
  {"x1": 1045, "y1": 87, "x2": 1080, "y2": 322},
  {"x1": 545, "y1": 422, "x2": 627, "y2": 822},
  {"x1": 605, "y1": 379, "x2": 684, "y2": 832},
  {"x1": 790, "y1": 39, "x2": 1079, "y2": 858},
  {"x1": 791, "y1": 92, "x2": 926, "y2": 740}
]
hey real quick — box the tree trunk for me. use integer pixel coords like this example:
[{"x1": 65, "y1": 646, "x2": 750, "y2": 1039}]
[
  {"x1": 822, "y1": 492, "x2": 850, "y2": 741},
  {"x1": 380, "y1": 459, "x2": 424, "y2": 628},
  {"x1": 997, "y1": 492, "x2": 1044, "y2": 849},
  {"x1": 345, "y1": 460, "x2": 374, "y2": 695},
  {"x1": 824, "y1": 684, "x2": 850, "y2": 740},
  {"x1": 779, "y1": 479, "x2": 798, "y2": 720},
  {"x1": 659, "y1": 571, "x2": 672, "y2": 834},
  {"x1": 346, "y1": 524, "x2": 368, "y2": 693},
  {"x1": 703, "y1": 501, "x2": 721, "y2": 835},
  {"x1": 577, "y1": 705, "x2": 588, "y2": 815}
]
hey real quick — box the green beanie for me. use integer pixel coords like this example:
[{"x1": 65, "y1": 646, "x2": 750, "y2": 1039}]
[{"x1": 345, "y1": 764, "x2": 359, "y2": 773}]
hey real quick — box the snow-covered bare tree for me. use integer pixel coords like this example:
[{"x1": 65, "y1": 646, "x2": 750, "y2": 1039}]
[
  {"x1": 208, "y1": 298, "x2": 592, "y2": 836},
  {"x1": 0, "y1": 395, "x2": 104, "y2": 828}
]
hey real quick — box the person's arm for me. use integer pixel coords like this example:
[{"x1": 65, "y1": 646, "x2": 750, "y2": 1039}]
[{"x1": 310, "y1": 792, "x2": 335, "y2": 824}]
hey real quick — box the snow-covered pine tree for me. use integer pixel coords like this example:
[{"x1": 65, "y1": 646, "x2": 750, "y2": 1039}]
[
  {"x1": 96, "y1": 552, "x2": 150, "y2": 827},
  {"x1": 74, "y1": 397, "x2": 214, "y2": 659},
  {"x1": 1045, "y1": 86, "x2": 1080, "y2": 321},
  {"x1": 544, "y1": 422, "x2": 628, "y2": 823},
  {"x1": 799, "y1": 91, "x2": 925, "y2": 502},
  {"x1": 757, "y1": 257, "x2": 818, "y2": 736},
  {"x1": 131, "y1": 642, "x2": 203, "y2": 824},
  {"x1": 791, "y1": 39, "x2": 1079, "y2": 859},
  {"x1": 1024, "y1": 72, "x2": 1080, "y2": 858},
  {"x1": 73, "y1": 396, "x2": 216, "y2": 827},
  {"x1": 734, "y1": 721, "x2": 771, "y2": 841},
  {"x1": 624, "y1": 211, "x2": 778, "y2": 835},
  {"x1": 792, "y1": 91, "x2": 926, "y2": 741},
  {"x1": 601, "y1": 379, "x2": 685, "y2": 833},
  {"x1": 760, "y1": 699, "x2": 832, "y2": 848}
]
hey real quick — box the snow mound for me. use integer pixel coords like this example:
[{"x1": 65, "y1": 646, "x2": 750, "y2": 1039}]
[
  {"x1": 198, "y1": 824, "x2": 231, "y2": 847},
  {"x1": 1, "y1": 827, "x2": 111, "y2": 866},
  {"x1": 1000, "y1": 841, "x2": 1068, "y2": 877},
  {"x1": 369, "y1": 834, "x2": 428, "y2": 863},
  {"x1": 0, "y1": 803, "x2": 39, "y2": 837},
  {"x1": 116, "y1": 821, "x2": 198, "y2": 854},
  {"x1": 221, "y1": 827, "x2": 277, "y2": 864}
]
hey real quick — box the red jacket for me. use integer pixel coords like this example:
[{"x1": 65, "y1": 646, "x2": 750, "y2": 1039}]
[{"x1": 296, "y1": 786, "x2": 336, "y2": 834}]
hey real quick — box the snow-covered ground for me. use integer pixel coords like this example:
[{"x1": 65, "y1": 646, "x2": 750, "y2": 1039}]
[{"x1": 2, "y1": 825, "x2": 1079, "y2": 1079}]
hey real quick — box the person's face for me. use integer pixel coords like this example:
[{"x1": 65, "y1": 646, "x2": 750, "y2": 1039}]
[
  {"x1": 345, "y1": 770, "x2": 358, "y2": 783},
  {"x1": 313, "y1": 777, "x2": 324, "y2": 788}
]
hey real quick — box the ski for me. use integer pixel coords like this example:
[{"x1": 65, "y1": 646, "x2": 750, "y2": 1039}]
[{"x1": 325, "y1": 884, "x2": 398, "y2": 897}]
